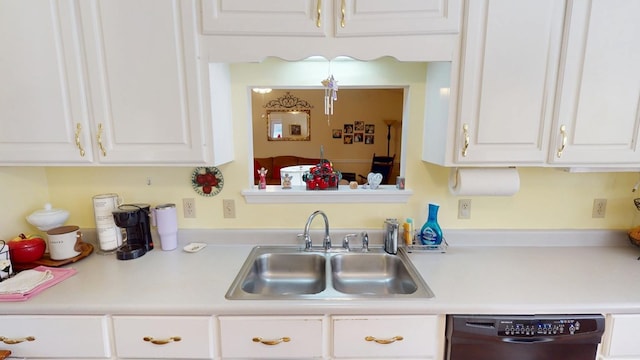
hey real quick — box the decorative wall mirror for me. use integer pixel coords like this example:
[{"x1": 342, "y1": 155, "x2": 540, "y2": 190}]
[
  {"x1": 264, "y1": 92, "x2": 313, "y2": 141},
  {"x1": 267, "y1": 109, "x2": 311, "y2": 141}
]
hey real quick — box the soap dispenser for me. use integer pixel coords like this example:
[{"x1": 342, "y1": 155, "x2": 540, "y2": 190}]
[
  {"x1": 383, "y1": 218, "x2": 399, "y2": 254},
  {"x1": 419, "y1": 203, "x2": 443, "y2": 245}
]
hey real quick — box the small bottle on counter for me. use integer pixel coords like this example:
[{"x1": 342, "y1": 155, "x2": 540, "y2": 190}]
[
  {"x1": 403, "y1": 218, "x2": 414, "y2": 246},
  {"x1": 419, "y1": 203, "x2": 443, "y2": 245}
]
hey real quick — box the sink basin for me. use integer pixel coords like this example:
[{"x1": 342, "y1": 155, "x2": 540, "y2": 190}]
[
  {"x1": 330, "y1": 253, "x2": 418, "y2": 295},
  {"x1": 241, "y1": 253, "x2": 326, "y2": 295},
  {"x1": 226, "y1": 246, "x2": 434, "y2": 300}
]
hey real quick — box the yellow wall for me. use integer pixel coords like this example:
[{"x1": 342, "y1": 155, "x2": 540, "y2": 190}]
[{"x1": 1, "y1": 58, "x2": 639, "y2": 240}]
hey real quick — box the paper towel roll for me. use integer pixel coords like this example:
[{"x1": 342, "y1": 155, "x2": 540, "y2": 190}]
[{"x1": 449, "y1": 167, "x2": 520, "y2": 196}]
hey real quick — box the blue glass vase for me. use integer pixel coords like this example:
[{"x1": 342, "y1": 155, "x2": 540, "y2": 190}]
[{"x1": 419, "y1": 203, "x2": 443, "y2": 245}]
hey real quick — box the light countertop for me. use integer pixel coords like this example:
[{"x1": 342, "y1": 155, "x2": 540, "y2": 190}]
[{"x1": 3, "y1": 229, "x2": 640, "y2": 316}]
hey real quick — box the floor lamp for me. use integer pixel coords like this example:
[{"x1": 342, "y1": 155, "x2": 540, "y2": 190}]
[{"x1": 384, "y1": 120, "x2": 398, "y2": 157}]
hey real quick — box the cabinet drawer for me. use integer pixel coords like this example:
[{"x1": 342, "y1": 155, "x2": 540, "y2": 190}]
[
  {"x1": 332, "y1": 315, "x2": 438, "y2": 358},
  {"x1": 0, "y1": 315, "x2": 110, "y2": 358},
  {"x1": 112, "y1": 316, "x2": 214, "y2": 359},
  {"x1": 219, "y1": 316, "x2": 324, "y2": 359}
]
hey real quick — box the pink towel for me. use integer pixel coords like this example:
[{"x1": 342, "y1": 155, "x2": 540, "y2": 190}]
[{"x1": 0, "y1": 266, "x2": 77, "y2": 302}]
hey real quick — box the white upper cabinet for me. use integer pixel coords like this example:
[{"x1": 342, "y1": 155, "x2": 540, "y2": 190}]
[
  {"x1": 0, "y1": 0, "x2": 94, "y2": 164},
  {"x1": 0, "y1": 0, "x2": 233, "y2": 166},
  {"x1": 336, "y1": 0, "x2": 461, "y2": 37},
  {"x1": 202, "y1": 0, "x2": 459, "y2": 37},
  {"x1": 80, "y1": 0, "x2": 219, "y2": 165},
  {"x1": 202, "y1": 0, "x2": 325, "y2": 36},
  {"x1": 200, "y1": 0, "x2": 462, "y2": 61},
  {"x1": 424, "y1": 0, "x2": 640, "y2": 168},
  {"x1": 549, "y1": 0, "x2": 640, "y2": 166},
  {"x1": 423, "y1": 0, "x2": 565, "y2": 166}
]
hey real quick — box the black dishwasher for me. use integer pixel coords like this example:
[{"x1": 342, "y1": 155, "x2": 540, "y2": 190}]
[{"x1": 445, "y1": 314, "x2": 605, "y2": 360}]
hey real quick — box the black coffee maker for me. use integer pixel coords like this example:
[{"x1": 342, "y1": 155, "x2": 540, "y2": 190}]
[{"x1": 112, "y1": 204, "x2": 154, "y2": 260}]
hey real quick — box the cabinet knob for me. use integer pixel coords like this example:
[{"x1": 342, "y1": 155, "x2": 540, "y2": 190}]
[
  {"x1": 0, "y1": 336, "x2": 35, "y2": 345},
  {"x1": 340, "y1": 0, "x2": 346, "y2": 28},
  {"x1": 74, "y1": 123, "x2": 86, "y2": 157},
  {"x1": 364, "y1": 335, "x2": 404, "y2": 344},
  {"x1": 252, "y1": 336, "x2": 291, "y2": 345},
  {"x1": 142, "y1": 336, "x2": 181, "y2": 345}
]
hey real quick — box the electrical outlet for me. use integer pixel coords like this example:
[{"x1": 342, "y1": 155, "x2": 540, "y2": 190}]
[
  {"x1": 223, "y1": 199, "x2": 236, "y2": 219},
  {"x1": 458, "y1": 199, "x2": 471, "y2": 219},
  {"x1": 183, "y1": 198, "x2": 196, "y2": 218},
  {"x1": 592, "y1": 198, "x2": 607, "y2": 218}
]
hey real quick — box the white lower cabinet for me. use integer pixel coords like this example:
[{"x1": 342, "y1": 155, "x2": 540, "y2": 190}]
[
  {"x1": 599, "y1": 314, "x2": 640, "y2": 360},
  {"x1": 218, "y1": 316, "x2": 325, "y2": 359},
  {"x1": 332, "y1": 315, "x2": 442, "y2": 359},
  {"x1": 0, "y1": 315, "x2": 111, "y2": 358},
  {"x1": 112, "y1": 316, "x2": 215, "y2": 359}
]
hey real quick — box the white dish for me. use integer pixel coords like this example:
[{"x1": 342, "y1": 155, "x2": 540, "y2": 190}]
[{"x1": 183, "y1": 242, "x2": 207, "y2": 253}]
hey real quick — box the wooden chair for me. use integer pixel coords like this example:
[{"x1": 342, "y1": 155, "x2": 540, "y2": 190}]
[{"x1": 358, "y1": 154, "x2": 395, "y2": 185}]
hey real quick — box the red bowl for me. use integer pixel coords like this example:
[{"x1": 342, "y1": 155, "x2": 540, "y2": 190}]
[{"x1": 8, "y1": 238, "x2": 46, "y2": 263}]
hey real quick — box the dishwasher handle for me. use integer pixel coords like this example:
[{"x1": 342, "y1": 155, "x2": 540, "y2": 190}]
[{"x1": 503, "y1": 337, "x2": 553, "y2": 344}]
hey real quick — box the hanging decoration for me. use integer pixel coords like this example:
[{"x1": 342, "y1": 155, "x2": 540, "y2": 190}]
[{"x1": 321, "y1": 74, "x2": 338, "y2": 125}]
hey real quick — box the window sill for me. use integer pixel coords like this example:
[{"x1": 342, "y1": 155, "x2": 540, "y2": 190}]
[{"x1": 242, "y1": 185, "x2": 413, "y2": 204}]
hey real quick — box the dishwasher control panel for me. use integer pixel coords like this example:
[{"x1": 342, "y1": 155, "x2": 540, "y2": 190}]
[{"x1": 497, "y1": 316, "x2": 599, "y2": 337}]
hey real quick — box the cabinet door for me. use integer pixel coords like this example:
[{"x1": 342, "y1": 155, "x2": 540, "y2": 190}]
[
  {"x1": 80, "y1": 0, "x2": 212, "y2": 164},
  {"x1": 0, "y1": 0, "x2": 94, "y2": 164},
  {"x1": 0, "y1": 315, "x2": 110, "y2": 358},
  {"x1": 201, "y1": 0, "x2": 325, "y2": 36},
  {"x1": 550, "y1": 0, "x2": 640, "y2": 165},
  {"x1": 335, "y1": 0, "x2": 460, "y2": 37},
  {"x1": 219, "y1": 316, "x2": 324, "y2": 358},
  {"x1": 112, "y1": 316, "x2": 215, "y2": 359},
  {"x1": 601, "y1": 314, "x2": 640, "y2": 358},
  {"x1": 332, "y1": 315, "x2": 440, "y2": 358},
  {"x1": 453, "y1": 0, "x2": 565, "y2": 164}
]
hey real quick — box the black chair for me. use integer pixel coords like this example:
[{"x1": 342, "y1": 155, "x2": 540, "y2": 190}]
[{"x1": 358, "y1": 153, "x2": 395, "y2": 185}]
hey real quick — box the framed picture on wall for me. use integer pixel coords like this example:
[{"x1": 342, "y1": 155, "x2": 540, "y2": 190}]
[
  {"x1": 344, "y1": 135, "x2": 353, "y2": 144},
  {"x1": 332, "y1": 129, "x2": 342, "y2": 138},
  {"x1": 365, "y1": 124, "x2": 375, "y2": 134},
  {"x1": 354, "y1": 120, "x2": 364, "y2": 131},
  {"x1": 364, "y1": 134, "x2": 374, "y2": 144},
  {"x1": 344, "y1": 124, "x2": 353, "y2": 134},
  {"x1": 290, "y1": 124, "x2": 302, "y2": 136},
  {"x1": 354, "y1": 132, "x2": 363, "y2": 143}
]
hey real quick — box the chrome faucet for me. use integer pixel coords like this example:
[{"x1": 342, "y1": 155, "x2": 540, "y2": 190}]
[
  {"x1": 342, "y1": 233, "x2": 358, "y2": 251},
  {"x1": 361, "y1": 231, "x2": 369, "y2": 252},
  {"x1": 303, "y1": 210, "x2": 332, "y2": 250}
]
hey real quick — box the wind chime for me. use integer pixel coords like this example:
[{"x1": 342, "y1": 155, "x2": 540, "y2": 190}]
[{"x1": 321, "y1": 73, "x2": 338, "y2": 125}]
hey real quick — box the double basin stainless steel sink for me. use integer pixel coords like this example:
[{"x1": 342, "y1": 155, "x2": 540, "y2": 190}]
[{"x1": 225, "y1": 246, "x2": 434, "y2": 300}]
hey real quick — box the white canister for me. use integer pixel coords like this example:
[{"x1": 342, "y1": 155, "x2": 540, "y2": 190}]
[
  {"x1": 152, "y1": 204, "x2": 178, "y2": 251},
  {"x1": 46, "y1": 225, "x2": 83, "y2": 260},
  {"x1": 92, "y1": 193, "x2": 123, "y2": 252}
]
